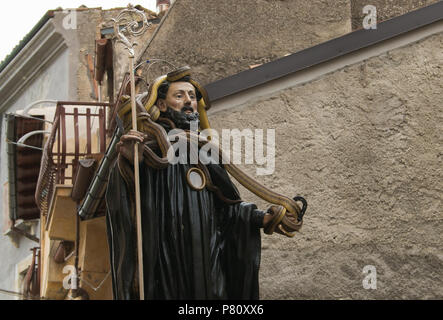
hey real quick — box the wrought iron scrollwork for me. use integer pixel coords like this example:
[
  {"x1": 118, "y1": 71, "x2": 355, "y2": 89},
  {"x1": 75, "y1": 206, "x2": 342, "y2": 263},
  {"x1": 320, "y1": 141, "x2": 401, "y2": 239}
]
[{"x1": 112, "y1": 4, "x2": 151, "y2": 57}]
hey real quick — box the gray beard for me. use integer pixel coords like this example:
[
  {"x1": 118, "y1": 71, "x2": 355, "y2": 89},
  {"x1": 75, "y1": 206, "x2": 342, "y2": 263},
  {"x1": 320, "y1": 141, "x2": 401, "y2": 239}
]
[{"x1": 161, "y1": 107, "x2": 200, "y2": 131}]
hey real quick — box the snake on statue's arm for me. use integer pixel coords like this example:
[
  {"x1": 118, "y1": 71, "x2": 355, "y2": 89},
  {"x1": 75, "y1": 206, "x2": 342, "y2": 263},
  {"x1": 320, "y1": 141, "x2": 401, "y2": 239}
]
[{"x1": 120, "y1": 113, "x2": 305, "y2": 237}]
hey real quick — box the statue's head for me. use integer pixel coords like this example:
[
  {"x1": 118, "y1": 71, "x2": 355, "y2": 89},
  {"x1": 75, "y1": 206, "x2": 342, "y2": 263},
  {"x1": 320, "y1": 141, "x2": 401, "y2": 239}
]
[
  {"x1": 156, "y1": 75, "x2": 201, "y2": 130},
  {"x1": 118, "y1": 66, "x2": 211, "y2": 133},
  {"x1": 144, "y1": 66, "x2": 211, "y2": 131}
]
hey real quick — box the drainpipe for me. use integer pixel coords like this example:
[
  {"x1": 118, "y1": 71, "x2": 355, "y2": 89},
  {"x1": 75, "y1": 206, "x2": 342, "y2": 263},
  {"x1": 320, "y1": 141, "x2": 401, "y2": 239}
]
[
  {"x1": 6, "y1": 114, "x2": 17, "y2": 221},
  {"x1": 78, "y1": 126, "x2": 122, "y2": 220}
]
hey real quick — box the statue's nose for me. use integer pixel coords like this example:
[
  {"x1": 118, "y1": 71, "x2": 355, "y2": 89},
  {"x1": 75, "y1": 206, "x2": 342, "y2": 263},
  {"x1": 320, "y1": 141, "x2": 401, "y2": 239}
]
[{"x1": 184, "y1": 94, "x2": 192, "y2": 105}]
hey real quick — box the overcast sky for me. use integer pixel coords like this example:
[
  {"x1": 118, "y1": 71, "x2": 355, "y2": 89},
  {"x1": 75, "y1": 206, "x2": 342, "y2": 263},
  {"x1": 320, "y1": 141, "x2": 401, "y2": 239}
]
[{"x1": 0, "y1": 1, "x2": 157, "y2": 62}]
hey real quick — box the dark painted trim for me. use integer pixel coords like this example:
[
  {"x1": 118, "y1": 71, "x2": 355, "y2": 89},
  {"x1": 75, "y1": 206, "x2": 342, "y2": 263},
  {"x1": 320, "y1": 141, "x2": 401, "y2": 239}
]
[{"x1": 205, "y1": 1, "x2": 443, "y2": 102}]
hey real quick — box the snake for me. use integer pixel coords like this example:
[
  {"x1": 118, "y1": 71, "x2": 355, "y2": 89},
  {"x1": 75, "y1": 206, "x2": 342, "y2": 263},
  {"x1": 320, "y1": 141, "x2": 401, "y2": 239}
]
[
  {"x1": 121, "y1": 113, "x2": 304, "y2": 237},
  {"x1": 117, "y1": 67, "x2": 305, "y2": 237}
]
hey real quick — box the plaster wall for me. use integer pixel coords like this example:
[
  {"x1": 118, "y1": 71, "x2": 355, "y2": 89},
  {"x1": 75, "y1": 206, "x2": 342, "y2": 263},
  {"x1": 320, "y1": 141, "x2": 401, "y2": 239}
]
[
  {"x1": 0, "y1": 48, "x2": 69, "y2": 300},
  {"x1": 209, "y1": 32, "x2": 443, "y2": 299}
]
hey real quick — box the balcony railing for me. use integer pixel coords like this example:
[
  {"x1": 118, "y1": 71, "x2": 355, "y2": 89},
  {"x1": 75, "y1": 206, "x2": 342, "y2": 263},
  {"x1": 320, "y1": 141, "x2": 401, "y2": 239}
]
[{"x1": 35, "y1": 101, "x2": 112, "y2": 217}]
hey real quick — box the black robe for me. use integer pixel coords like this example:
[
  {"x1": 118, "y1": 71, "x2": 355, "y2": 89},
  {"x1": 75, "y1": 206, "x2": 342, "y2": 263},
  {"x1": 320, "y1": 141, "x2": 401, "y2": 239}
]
[{"x1": 105, "y1": 157, "x2": 265, "y2": 300}]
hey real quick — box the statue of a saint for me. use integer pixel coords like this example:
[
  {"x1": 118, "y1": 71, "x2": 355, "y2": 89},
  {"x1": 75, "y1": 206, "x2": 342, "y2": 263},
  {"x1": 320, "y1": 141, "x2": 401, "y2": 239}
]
[{"x1": 105, "y1": 67, "x2": 303, "y2": 300}]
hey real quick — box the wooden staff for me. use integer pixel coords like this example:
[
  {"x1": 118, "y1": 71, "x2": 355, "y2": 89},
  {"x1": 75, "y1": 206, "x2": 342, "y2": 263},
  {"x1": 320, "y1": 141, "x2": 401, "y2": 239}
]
[
  {"x1": 112, "y1": 5, "x2": 150, "y2": 300},
  {"x1": 130, "y1": 54, "x2": 145, "y2": 300}
]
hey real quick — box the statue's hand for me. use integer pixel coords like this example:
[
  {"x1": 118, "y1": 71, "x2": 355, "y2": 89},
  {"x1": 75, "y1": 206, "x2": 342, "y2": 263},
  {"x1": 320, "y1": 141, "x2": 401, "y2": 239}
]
[
  {"x1": 264, "y1": 205, "x2": 303, "y2": 237},
  {"x1": 280, "y1": 209, "x2": 303, "y2": 234},
  {"x1": 262, "y1": 205, "x2": 280, "y2": 229},
  {"x1": 263, "y1": 205, "x2": 285, "y2": 235},
  {"x1": 116, "y1": 130, "x2": 147, "y2": 164}
]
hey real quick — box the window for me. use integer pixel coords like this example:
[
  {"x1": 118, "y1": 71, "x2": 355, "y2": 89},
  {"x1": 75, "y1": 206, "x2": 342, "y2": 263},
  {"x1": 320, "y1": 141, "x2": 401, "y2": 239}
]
[{"x1": 6, "y1": 114, "x2": 44, "y2": 222}]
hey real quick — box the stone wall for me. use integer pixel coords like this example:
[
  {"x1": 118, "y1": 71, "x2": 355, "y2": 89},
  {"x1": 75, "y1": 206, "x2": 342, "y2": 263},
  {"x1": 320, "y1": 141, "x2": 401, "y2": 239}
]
[
  {"x1": 102, "y1": 7, "x2": 159, "y2": 100},
  {"x1": 136, "y1": 0, "x2": 443, "y2": 88},
  {"x1": 208, "y1": 32, "x2": 443, "y2": 299},
  {"x1": 138, "y1": 0, "x2": 352, "y2": 85},
  {"x1": 74, "y1": 9, "x2": 103, "y2": 101},
  {"x1": 53, "y1": 7, "x2": 159, "y2": 103},
  {"x1": 351, "y1": 0, "x2": 440, "y2": 30}
]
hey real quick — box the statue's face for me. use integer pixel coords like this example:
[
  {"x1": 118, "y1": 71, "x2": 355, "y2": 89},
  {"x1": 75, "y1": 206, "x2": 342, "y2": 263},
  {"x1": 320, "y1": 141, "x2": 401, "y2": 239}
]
[{"x1": 157, "y1": 81, "x2": 198, "y2": 113}]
